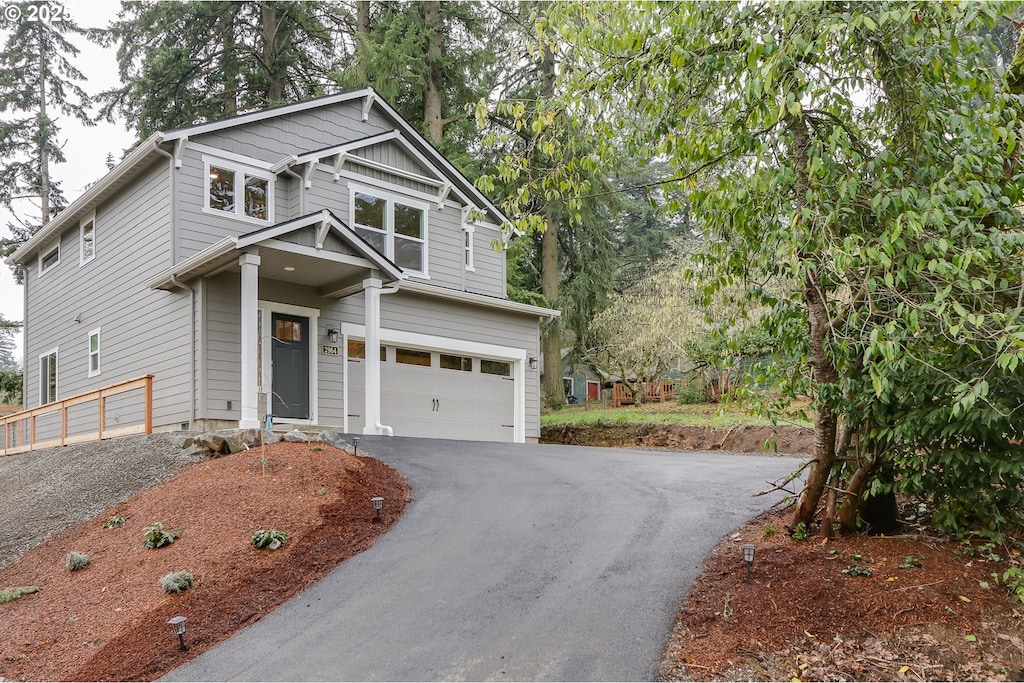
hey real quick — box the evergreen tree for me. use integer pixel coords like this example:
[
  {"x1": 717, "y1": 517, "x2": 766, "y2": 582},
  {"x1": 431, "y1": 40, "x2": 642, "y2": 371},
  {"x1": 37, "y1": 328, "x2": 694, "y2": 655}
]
[
  {"x1": 0, "y1": 314, "x2": 20, "y2": 371},
  {"x1": 96, "y1": 1, "x2": 349, "y2": 139},
  {"x1": 0, "y1": 1, "x2": 93, "y2": 279}
]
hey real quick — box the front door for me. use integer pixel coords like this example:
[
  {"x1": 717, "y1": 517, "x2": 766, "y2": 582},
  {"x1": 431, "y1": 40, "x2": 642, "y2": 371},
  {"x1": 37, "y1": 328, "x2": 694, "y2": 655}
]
[{"x1": 271, "y1": 313, "x2": 310, "y2": 420}]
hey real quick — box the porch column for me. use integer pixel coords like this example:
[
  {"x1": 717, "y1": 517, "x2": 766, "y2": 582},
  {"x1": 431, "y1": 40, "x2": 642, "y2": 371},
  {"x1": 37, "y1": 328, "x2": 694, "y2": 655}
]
[
  {"x1": 239, "y1": 251, "x2": 261, "y2": 429},
  {"x1": 363, "y1": 276, "x2": 383, "y2": 434}
]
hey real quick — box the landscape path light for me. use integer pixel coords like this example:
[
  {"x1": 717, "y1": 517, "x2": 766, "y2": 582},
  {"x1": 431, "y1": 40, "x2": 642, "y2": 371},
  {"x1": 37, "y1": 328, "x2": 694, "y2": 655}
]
[
  {"x1": 352, "y1": 437, "x2": 360, "y2": 456},
  {"x1": 743, "y1": 543, "x2": 756, "y2": 583},
  {"x1": 168, "y1": 616, "x2": 188, "y2": 651},
  {"x1": 371, "y1": 496, "x2": 384, "y2": 521}
]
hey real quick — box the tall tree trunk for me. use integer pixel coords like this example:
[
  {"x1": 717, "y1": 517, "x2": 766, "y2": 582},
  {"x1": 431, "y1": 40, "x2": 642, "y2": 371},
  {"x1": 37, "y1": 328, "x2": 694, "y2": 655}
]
[
  {"x1": 355, "y1": 0, "x2": 370, "y2": 85},
  {"x1": 423, "y1": 0, "x2": 444, "y2": 146},
  {"x1": 37, "y1": 25, "x2": 49, "y2": 226},
  {"x1": 538, "y1": 32, "x2": 563, "y2": 406},
  {"x1": 789, "y1": 114, "x2": 840, "y2": 531},
  {"x1": 261, "y1": 1, "x2": 284, "y2": 103},
  {"x1": 220, "y1": 8, "x2": 238, "y2": 116}
]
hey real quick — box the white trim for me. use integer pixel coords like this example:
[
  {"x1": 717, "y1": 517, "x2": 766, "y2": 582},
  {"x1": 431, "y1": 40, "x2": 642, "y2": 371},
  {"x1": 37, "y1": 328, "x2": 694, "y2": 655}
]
[
  {"x1": 189, "y1": 141, "x2": 275, "y2": 170},
  {"x1": 39, "y1": 346, "x2": 58, "y2": 405},
  {"x1": 341, "y1": 322, "x2": 527, "y2": 443},
  {"x1": 38, "y1": 238, "x2": 60, "y2": 277},
  {"x1": 563, "y1": 376, "x2": 575, "y2": 397},
  {"x1": 202, "y1": 155, "x2": 276, "y2": 225},
  {"x1": 399, "y1": 280, "x2": 560, "y2": 319},
  {"x1": 349, "y1": 182, "x2": 430, "y2": 277},
  {"x1": 259, "y1": 300, "x2": 320, "y2": 426},
  {"x1": 79, "y1": 212, "x2": 96, "y2": 265},
  {"x1": 87, "y1": 327, "x2": 101, "y2": 377},
  {"x1": 332, "y1": 166, "x2": 446, "y2": 207}
]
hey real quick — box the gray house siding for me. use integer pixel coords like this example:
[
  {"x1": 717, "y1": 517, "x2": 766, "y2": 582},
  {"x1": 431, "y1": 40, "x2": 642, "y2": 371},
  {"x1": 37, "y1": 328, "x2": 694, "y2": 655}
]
[{"x1": 23, "y1": 160, "x2": 193, "y2": 430}]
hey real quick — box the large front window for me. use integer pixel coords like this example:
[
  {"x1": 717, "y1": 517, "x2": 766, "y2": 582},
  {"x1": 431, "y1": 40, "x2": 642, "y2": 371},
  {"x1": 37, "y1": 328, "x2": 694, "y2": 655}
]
[
  {"x1": 205, "y1": 157, "x2": 273, "y2": 223},
  {"x1": 351, "y1": 187, "x2": 428, "y2": 275}
]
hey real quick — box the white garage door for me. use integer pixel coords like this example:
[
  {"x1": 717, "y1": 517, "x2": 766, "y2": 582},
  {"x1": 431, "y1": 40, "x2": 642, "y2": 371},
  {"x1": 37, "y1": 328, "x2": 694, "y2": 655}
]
[{"x1": 347, "y1": 342, "x2": 515, "y2": 442}]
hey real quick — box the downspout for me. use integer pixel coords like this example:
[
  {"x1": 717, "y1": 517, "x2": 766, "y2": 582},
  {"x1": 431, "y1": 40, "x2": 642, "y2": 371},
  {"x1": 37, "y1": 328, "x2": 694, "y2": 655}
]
[
  {"x1": 373, "y1": 282, "x2": 401, "y2": 437},
  {"x1": 156, "y1": 144, "x2": 195, "y2": 429}
]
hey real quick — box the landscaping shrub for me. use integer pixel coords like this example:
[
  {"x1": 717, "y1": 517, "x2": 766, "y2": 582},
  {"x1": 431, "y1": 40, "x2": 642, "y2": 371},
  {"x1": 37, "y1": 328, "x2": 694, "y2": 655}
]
[
  {"x1": 160, "y1": 571, "x2": 194, "y2": 594},
  {"x1": 66, "y1": 551, "x2": 91, "y2": 571},
  {"x1": 251, "y1": 529, "x2": 288, "y2": 549},
  {"x1": 143, "y1": 522, "x2": 179, "y2": 549}
]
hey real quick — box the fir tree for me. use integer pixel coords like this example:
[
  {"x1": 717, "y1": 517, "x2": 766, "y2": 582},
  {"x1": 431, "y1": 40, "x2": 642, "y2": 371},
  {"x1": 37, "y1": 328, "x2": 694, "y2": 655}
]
[{"x1": 0, "y1": 1, "x2": 93, "y2": 279}]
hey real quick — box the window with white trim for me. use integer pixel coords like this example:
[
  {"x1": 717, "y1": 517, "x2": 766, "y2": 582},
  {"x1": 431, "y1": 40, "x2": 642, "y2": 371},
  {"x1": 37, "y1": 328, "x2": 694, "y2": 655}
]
[
  {"x1": 39, "y1": 348, "x2": 58, "y2": 405},
  {"x1": 80, "y1": 213, "x2": 95, "y2": 264},
  {"x1": 39, "y1": 239, "x2": 60, "y2": 276},
  {"x1": 204, "y1": 158, "x2": 274, "y2": 223},
  {"x1": 350, "y1": 185, "x2": 428, "y2": 275},
  {"x1": 464, "y1": 225, "x2": 475, "y2": 271},
  {"x1": 88, "y1": 328, "x2": 101, "y2": 377}
]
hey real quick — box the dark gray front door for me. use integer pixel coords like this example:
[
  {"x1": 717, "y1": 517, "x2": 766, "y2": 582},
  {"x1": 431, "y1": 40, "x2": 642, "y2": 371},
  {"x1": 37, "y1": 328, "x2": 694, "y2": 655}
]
[{"x1": 271, "y1": 313, "x2": 310, "y2": 419}]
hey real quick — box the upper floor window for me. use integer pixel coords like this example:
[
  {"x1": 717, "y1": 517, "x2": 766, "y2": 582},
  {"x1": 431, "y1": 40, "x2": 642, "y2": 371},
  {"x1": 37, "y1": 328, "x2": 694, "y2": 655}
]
[
  {"x1": 80, "y1": 213, "x2": 96, "y2": 265},
  {"x1": 39, "y1": 239, "x2": 60, "y2": 276},
  {"x1": 464, "y1": 226, "x2": 475, "y2": 272},
  {"x1": 204, "y1": 157, "x2": 274, "y2": 224},
  {"x1": 350, "y1": 185, "x2": 428, "y2": 276}
]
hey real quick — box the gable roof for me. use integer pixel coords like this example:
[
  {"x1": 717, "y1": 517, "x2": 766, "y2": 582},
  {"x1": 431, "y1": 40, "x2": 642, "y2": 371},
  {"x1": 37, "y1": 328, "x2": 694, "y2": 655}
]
[
  {"x1": 144, "y1": 209, "x2": 403, "y2": 291},
  {"x1": 8, "y1": 87, "x2": 510, "y2": 266}
]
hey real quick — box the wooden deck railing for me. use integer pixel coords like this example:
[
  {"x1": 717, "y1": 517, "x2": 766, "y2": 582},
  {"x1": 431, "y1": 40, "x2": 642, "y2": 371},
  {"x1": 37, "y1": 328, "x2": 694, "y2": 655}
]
[
  {"x1": 1, "y1": 375, "x2": 153, "y2": 456},
  {"x1": 612, "y1": 379, "x2": 682, "y2": 407}
]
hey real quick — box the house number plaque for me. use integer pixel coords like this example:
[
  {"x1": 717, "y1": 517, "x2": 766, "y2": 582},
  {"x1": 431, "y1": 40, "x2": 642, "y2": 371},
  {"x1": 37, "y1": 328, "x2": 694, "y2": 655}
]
[{"x1": 321, "y1": 345, "x2": 339, "y2": 356}]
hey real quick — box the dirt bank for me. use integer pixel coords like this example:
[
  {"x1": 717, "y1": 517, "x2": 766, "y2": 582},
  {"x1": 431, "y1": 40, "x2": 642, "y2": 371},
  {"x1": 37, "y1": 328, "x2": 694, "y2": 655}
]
[{"x1": 541, "y1": 422, "x2": 814, "y2": 455}]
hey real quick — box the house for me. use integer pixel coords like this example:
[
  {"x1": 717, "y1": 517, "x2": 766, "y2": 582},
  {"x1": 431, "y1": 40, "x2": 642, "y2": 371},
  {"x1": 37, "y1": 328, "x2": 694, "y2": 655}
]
[{"x1": 6, "y1": 88, "x2": 558, "y2": 443}]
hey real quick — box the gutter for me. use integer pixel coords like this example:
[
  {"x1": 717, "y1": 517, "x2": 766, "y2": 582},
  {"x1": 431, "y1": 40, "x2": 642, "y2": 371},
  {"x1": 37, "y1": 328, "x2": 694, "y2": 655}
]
[{"x1": 7, "y1": 133, "x2": 167, "y2": 265}]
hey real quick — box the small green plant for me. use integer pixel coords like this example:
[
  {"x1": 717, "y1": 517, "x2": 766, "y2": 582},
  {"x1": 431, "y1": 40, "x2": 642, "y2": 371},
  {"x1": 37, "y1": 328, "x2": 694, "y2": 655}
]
[
  {"x1": 988, "y1": 567, "x2": 1024, "y2": 603},
  {"x1": 900, "y1": 555, "x2": 923, "y2": 570},
  {"x1": 102, "y1": 515, "x2": 127, "y2": 529},
  {"x1": 792, "y1": 522, "x2": 808, "y2": 541},
  {"x1": 762, "y1": 522, "x2": 778, "y2": 538},
  {"x1": 143, "y1": 522, "x2": 179, "y2": 549},
  {"x1": 843, "y1": 565, "x2": 873, "y2": 577},
  {"x1": 251, "y1": 529, "x2": 288, "y2": 550},
  {"x1": 0, "y1": 586, "x2": 40, "y2": 603},
  {"x1": 66, "y1": 551, "x2": 91, "y2": 571},
  {"x1": 160, "y1": 570, "x2": 194, "y2": 594}
]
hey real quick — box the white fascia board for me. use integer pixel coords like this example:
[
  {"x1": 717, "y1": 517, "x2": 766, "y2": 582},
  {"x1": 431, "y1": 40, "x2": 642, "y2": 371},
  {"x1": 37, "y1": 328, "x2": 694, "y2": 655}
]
[
  {"x1": 399, "y1": 280, "x2": 560, "y2": 319},
  {"x1": 8, "y1": 133, "x2": 166, "y2": 265},
  {"x1": 144, "y1": 236, "x2": 238, "y2": 290},
  {"x1": 293, "y1": 130, "x2": 401, "y2": 166}
]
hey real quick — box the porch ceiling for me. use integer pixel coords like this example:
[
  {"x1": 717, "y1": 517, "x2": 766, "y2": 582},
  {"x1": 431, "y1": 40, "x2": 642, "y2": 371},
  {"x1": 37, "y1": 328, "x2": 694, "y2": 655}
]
[{"x1": 220, "y1": 246, "x2": 373, "y2": 294}]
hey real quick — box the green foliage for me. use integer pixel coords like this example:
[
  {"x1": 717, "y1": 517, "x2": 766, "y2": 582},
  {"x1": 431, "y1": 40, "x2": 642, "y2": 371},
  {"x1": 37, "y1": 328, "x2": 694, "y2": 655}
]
[
  {"x1": 0, "y1": 314, "x2": 20, "y2": 373},
  {"x1": 66, "y1": 551, "x2": 91, "y2": 571},
  {"x1": 900, "y1": 556, "x2": 923, "y2": 570},
  {"x1": 102, "y1": 515, "x2": 127, "y2": 529},
  {"x1": 761, "y1": 522, "x2": 778, "y2": 538},
  {"x1": 791, "y1": 522, "x2": 808, "y2": 541},
  {"x1": 0, "y1": 585, "x2": 39, "y2": 603},
  {"x1": 143, "y1": 522, "x2": 178, "y2": 549},
  {"x1": 251, "y1": 529, "x2": 288, "y2": 549},
  {"x1": 160, "y1": 570, "x2": 193, "y2": 594},
  {"x1": 843, "y1": 553, "x2": 873, "y2": 577},
  {"x1": 995, "y1": 567, "x2": 1024, "y2": 603},
  {"x1": 674, "y1": 378, "x2": 708, "y2": 405},
  {"x1": 489, "y1": 1, "x2": 1024, "y2": 535}
]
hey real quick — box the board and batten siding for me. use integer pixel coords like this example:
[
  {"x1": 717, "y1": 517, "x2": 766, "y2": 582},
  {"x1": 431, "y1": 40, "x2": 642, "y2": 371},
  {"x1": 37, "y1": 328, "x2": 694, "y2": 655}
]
[{"x1": 23, "y1": 160, "x2": 193, "y2": 429}]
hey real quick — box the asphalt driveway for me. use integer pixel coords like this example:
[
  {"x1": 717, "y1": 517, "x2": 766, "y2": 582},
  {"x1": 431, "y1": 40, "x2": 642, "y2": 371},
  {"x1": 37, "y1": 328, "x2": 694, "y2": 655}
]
[{"x1": 164, "y1": 438, "x2": 801, "y2": 681}]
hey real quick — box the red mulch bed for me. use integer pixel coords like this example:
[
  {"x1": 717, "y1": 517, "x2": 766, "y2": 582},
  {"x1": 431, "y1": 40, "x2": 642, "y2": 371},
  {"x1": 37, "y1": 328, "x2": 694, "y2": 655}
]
[{"x1": 0, "y1": 442, "x2": 410, "y2": 681}]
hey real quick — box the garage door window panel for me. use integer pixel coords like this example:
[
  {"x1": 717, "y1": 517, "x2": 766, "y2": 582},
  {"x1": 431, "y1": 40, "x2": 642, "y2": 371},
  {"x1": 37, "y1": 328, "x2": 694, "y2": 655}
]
[
  {"x1": 396, "y1": 348, "x2": 432, "y2": 367},
  {"x1": 481, "y1": 359, "x2": 512, "y2": 377},
  {"x1": 440, "y1": 354, "x2": 472, "y2": 371},
  {"x1": 347, "y1": 339, "x2": 386, "y2": 360}
]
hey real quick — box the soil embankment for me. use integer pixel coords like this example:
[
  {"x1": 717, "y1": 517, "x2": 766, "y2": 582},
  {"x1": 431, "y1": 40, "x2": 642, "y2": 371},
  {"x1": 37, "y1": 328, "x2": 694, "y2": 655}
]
[{"x1": 541, "y1": 422, "x2": 813, "y2": 455}]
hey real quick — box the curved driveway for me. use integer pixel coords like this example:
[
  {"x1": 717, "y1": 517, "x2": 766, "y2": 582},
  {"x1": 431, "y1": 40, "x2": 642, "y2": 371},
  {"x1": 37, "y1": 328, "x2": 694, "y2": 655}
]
[{"x1": 165, "y1": 437, "x2": 801, "y2": 681}]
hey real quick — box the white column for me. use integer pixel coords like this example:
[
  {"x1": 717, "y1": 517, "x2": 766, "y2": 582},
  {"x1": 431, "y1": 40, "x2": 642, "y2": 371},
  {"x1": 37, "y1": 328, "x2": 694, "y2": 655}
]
[
  {"x1": 363, "y1": 276, "x2": 383, "y2": 434},
  {"x1": 239, "y1": 251, "x2": 261, "y2": 429}
]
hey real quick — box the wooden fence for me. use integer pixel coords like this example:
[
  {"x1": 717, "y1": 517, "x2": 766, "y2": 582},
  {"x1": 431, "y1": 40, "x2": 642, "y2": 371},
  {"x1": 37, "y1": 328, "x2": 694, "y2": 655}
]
[
  {"x1": 1, "y1": 375, "x2": 153, "y2": 456},
  {"x1": 612, "y1": 379, "x2": 682, "y2": 407}
]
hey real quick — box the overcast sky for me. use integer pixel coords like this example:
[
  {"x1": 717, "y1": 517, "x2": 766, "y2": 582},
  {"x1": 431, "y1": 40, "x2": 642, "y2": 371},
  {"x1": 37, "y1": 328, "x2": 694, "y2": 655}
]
[{"x1": 1, "y1": 0, "x2": 132, "y2": 364}]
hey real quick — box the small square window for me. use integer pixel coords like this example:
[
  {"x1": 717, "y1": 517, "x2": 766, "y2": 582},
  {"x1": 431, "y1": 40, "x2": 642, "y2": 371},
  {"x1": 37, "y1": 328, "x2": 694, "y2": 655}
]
[
  {"x1": 209, "y1": 165, "x2": 236, "y2": 213},
  {"x1": 39, "y1": 241, "x2": 60, "y2": 275},
  {"x1": 204, "y1": 156, "x2": 273, "y2": 223},
  {"x1": 244, "y1": 175, "x2": 268, "y2": 220}
]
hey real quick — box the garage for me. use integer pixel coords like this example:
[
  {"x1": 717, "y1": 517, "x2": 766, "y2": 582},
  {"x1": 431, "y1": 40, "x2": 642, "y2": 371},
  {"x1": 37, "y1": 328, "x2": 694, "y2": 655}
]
[{"x1": 346, "y1": 339, "x2": 516, "y2": 442}]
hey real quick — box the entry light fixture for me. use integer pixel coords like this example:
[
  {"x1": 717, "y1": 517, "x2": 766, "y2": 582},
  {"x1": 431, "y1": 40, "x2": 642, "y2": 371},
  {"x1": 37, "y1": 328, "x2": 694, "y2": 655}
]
[
  {"x1": 327, "y1": 327, "x2": 339, "y2": 344},
  {"x1": 371, "y1": 496, "x2": 384, "y2": 521},
  {"x1": 168, "y1": 616, "x2": 188, "y2": 651},
  {"x1": 742, "y1": 543, "x2": 756, "y2": 583},
  {"x1": 528, "y1": 355, "x2": 538, "y2": 370}
]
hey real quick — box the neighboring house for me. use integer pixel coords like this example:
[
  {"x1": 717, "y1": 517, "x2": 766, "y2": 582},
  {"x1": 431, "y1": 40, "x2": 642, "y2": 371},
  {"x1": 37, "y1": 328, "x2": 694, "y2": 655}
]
[
  {"x1": 7, "y1": 88, "x2": 558, "y2": 443},
  {"x1": 561, "y1": 353, "x2": 603, "y2": 404}
]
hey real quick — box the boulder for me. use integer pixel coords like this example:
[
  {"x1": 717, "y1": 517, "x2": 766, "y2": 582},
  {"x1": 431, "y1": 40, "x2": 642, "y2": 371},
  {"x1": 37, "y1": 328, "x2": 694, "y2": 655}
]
[
  {"x1": 313, "y1": 430, "x2": 346, "y2": 449},
  {"x1": 192, "y1": 433, "x2": 229, "y2": 457},
  {"x1": 283, "y1": 429, "x2": 310, "y2": 443}
]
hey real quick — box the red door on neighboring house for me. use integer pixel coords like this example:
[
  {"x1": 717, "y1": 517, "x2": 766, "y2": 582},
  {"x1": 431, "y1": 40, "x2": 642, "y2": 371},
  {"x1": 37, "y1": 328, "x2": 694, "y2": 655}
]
[{"x1": 587, "y1": 381, "x2": 600, "y2": 401}]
